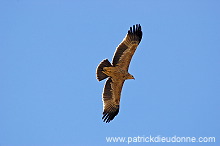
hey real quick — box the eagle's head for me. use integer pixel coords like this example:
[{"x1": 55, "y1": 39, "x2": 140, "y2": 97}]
[{"x1": 126, "y1": 73, "x2": 135, "y2": 80}]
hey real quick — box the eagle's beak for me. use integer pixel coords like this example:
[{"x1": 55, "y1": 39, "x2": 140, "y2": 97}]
[{"x1": 130, "y1": 75, "x2": 135, "y2": 80}]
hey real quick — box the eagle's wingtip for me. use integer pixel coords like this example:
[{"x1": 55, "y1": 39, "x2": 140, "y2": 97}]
[
  {"x1": 128, "y1": 24, "x2": 142, "y2": 43},
  {"x1": 102, "y1": 106, "x2": 119, "y2": 123}
]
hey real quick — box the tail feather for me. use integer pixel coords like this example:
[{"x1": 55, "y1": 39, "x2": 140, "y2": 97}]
[{"x1": 96, "y1": 59, "x2": 112, "y2": 81}]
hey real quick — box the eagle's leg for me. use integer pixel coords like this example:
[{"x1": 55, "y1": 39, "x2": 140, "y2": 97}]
[{"x1": 102, "y1": 67, "x2": 116, "y2": 77}]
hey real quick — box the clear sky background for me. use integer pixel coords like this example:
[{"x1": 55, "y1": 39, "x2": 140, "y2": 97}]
[{"x1": 0, "y1": 0, "x2": 219, "y2": 146}]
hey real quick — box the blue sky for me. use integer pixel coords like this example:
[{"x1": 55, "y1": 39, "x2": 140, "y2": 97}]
[{"x1": 0, "y1": 0, "x2": 219, "y2": 145}]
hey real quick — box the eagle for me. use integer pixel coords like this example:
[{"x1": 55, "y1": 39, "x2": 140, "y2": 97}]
[{"x1": 96, "y1": 24, "x2": 143, "y2": 123}]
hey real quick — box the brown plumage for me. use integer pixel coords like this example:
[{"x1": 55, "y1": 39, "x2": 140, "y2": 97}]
[{"x1": 96, "y1": 24, "x2": 143, "y2": 123}]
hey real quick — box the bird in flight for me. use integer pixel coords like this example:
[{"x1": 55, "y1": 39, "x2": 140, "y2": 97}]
[{"x1": 96, "y1": 24, "x2": 143, "y2": 123}]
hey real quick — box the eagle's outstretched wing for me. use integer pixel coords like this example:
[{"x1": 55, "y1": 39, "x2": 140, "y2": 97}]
[
  {"x1": 102, "y1": 78, "x2": 124, "y2": 123},
  {"x1": 112, "y1": 24, "x2": 142, "y2": 71}
]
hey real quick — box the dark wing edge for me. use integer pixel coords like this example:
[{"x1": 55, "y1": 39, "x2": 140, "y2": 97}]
[
  {"x1": 102, "y1": 78, "x2": 120, "y2": 123},
  {"x1": 112, "y1": 24, "x2": 142, "y2": 66}
]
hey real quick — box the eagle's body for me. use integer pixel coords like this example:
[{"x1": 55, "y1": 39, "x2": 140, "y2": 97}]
[{"x1": 96, "y1": 24, "x2": 142, "y2": 123}]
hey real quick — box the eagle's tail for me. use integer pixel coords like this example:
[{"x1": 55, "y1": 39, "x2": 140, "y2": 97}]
[{"x1": 96, "y1": 59, "x2": 112, "y2": 81}]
